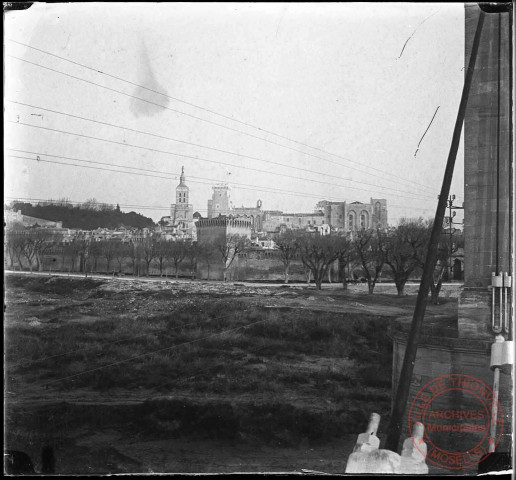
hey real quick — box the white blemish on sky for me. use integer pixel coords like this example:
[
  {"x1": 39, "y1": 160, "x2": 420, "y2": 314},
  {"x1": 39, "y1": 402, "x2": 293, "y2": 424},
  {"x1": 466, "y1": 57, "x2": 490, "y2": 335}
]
[{"x1": 129, "y1": 42, "x2": 170, "y2": 118}]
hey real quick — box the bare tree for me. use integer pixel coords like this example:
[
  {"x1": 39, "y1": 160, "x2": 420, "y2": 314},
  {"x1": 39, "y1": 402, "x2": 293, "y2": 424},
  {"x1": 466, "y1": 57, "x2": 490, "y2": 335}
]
[
  {"x1": 303, "y1": 264, "x2": 312, "y2": 284},
  {"x1": 335, "y1": 233, "x2": 353, "y2": 290},
  {"x1": 21, "y1": 239, "x2": 37, "y2": 272},
  {"x1": 99, "y1": 240, "x2": 119, "y2": 275},
  {"x1": 82, "y1": 198, "x2": 99, "y2": 210},
  {"x1": 273, "y1": 230, "x2": 299, "y2": 284},
  {"x1": 297, "y1": 232, "x2": 342, "y2": 290},
  {"x1": 56, "y1": 197, "x2": 72, "y2": 208},
  {"x1": 5, "y1": 230, "x2": 27, "y2": 270},
  {"x1": 44, "y1": 243, "x2": 61, "y2": 273},
  {"x1": 42, "y1": 233, "x2": 63, "y2": 271},
  {"x1": 381, "y1": 218, "x2": 428, "y2": 296},
  {"x1": 153, "y1": 239, "x2": 171, "y2": 277},
  {"x1": 63, "y1": 242, "x2": 76, "y2": 272},
  {"x1": 113, "y1": 242, "x2": 132, "y2": 274},
  {"x1": 141, "y1": 236, "x2": 157, "y2": 276},
  {"x1": 217, "y1": 234, "x2": 250, "y2": 282},
  {"x1": 22, "y1": 229, "x2": 59, "y2": 272},
  {"x1": 197, "y1": 240, "x2": 217, "y2": 280},
  {"x1": 88, "y1": 241, "x2": 102, "y2": 273},
  {"x1": 129, "y1": 242, "x2": 143, "y2": 276},
  {"x1": 69, "y1": 239, "x2": 90, "y2": 274},
  {"x1": 351, "y1": 228, "x2": 385, "y2": 294},
  {"x1": 185, "y1": 241, "x2": 200, "y2": 280},
  {"x1": 167, "y1": 239, "x2": 187, "y2": 278},
  {"x1": 98, "y1": 202, "x2": 115, "y2": 211}
]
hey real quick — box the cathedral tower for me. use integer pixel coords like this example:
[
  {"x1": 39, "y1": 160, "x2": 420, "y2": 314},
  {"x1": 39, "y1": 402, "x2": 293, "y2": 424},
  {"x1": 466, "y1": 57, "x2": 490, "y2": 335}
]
[{"x1": 170, "y1": 166, "x2": 194, "y2": 236}]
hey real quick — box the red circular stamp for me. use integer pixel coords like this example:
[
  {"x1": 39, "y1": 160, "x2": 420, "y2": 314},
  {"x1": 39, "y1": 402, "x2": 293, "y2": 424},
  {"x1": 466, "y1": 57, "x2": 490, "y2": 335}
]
[{"x1": 408, "y1": 374, "x2": 503, "y2": 470}]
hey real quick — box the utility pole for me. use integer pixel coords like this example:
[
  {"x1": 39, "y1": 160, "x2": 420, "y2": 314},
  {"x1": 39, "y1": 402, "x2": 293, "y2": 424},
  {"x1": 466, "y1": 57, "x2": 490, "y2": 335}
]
[
  {"x1": 447, "y1": 195, "x2": 456, "y2": 280},
  {"x1": 384, "y1": 9, "x2": 485, "y2": 452}
]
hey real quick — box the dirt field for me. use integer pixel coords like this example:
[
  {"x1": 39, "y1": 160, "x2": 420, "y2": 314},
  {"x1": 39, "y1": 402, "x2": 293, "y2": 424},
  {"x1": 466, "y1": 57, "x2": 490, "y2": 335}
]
[{"x1": 4, "y1": 273, "x2": 458, "y2": 474}]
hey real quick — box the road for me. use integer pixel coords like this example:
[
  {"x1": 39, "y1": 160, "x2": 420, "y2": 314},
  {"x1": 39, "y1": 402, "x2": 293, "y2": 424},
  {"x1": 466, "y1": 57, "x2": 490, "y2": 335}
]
[{"x1": 4, "y1": 270, "x2": 461, "y2": 290}]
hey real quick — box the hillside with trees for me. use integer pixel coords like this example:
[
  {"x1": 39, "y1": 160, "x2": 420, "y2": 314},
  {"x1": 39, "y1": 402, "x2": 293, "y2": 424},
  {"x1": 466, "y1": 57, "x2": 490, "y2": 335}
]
[{"x1": 9, "y1": 200, "x2": 156, "y2": 230}]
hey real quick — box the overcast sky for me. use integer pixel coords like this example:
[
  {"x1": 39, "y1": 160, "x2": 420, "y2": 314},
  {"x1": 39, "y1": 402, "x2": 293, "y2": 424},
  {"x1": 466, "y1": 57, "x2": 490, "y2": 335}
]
[{"x1": 5, "y1": 2, "x2": 466, "y2": 224}]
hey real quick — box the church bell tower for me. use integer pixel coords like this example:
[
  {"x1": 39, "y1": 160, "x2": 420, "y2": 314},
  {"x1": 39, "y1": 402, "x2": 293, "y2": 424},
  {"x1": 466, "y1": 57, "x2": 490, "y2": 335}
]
[{"x1": 171, "y1": 166, "x2": 193, "y2": 233}]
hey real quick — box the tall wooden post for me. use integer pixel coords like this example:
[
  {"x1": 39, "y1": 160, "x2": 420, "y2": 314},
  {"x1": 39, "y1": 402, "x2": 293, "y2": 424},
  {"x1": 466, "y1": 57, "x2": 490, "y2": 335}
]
[{"x1": 384, "y1": 10, "x2": 486, "y2": 452}]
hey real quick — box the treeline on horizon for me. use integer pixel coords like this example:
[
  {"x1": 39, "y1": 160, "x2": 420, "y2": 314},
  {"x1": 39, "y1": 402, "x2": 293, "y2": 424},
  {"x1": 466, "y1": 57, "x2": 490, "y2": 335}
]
[{"x1": 9, "y1": 200, "x2": 156, "y2": 230}]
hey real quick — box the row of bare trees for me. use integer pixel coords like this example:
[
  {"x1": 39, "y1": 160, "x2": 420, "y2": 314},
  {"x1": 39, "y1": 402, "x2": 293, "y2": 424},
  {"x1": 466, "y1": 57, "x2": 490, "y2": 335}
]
[
  {"x1": 4, "y1": 230, "x2": 250, "y2": 280},
  {"x1": 80, "y1": 237, "x2": 207, "y2": 277},
  {"x1": 5, "y1": 231, "x2": 198, "y2": 277},
  {"x1": 273, "y1": 218, "x2": 463, "y2": 302},
  {"x1": 5, "y1": 229, "x2": 62, "y2": 273},
  {"x1": 5, "y1": 219, "x2": 463, "y2": 301}
]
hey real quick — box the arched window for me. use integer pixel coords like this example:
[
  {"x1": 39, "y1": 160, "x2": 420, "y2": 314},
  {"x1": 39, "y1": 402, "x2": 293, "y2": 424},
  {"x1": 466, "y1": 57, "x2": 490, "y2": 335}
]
[
  {"x1": 375, "y1": 202, "x2": 381, "y2": 221},
  {"x1": 348, "y1": 213, "x2": 355, "y2": 230},
  {"x1": 360, "y1": 211, "x2": 369, "y2": 229}
]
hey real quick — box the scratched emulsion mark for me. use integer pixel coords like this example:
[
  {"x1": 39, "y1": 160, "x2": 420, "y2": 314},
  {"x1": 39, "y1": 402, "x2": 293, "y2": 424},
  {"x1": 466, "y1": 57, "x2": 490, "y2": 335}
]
[
  {"x1": 397, "y1": 9, "x2": 440, "y2": 60},
  {"x1": 414, "y1": 106, "x2": 440, "y2": 158},
  {"x1": 129, "y1": 42, "x2": 170, "y2": 117}
]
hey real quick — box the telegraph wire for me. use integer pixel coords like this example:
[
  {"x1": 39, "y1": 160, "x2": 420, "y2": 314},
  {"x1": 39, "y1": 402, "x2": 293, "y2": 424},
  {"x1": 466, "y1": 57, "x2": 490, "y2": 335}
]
[
  {"x1": 6, "y1": 40, "x2": 438, "y2": 192},
  {"x1": 6, "y1": 148, "x2": 438, "y2": 207},
  {"x1": 6, "y1": 153, "x2": 363, "y2": 204},
  {"x1": 11, "y1": 309, "x2": 249, "y2": 369},
  {"x1": 7, "y1": 99, "x2": 437, "y2": 197},
  {"x1": 153, "y1": 342, "x2": 273, "y2": 391},
  {"x1": 4, "y1": 195, "x2": 206, "y2": 212},
  {"x1": 5, "y1": 152, "x2": 340, "y2": 202},
  {"x1": 7, "y1": 51, "x2": 438, "y2": 195},
  {"x1": 8, "y1": 153, "x2": 432, "y2": 211},
  {"x1": 41, "y1": 311, "x2": 277, "y2": 386},
  {"x1": 6, "y1": 121, "x2": 436, "y2": 202},
  {"x1": 4, "y1": 193, "x2": 432, "y2": 215}
]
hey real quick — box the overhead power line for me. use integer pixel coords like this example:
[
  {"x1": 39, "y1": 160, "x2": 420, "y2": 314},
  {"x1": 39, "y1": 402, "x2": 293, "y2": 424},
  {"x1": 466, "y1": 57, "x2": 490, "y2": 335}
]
[
  {"x1": 11, "y1": 310, "x2": 242, "y2": 369},
  {"x1": 153, "y1": 342, "x2": 273, "y2": 391},
  {"x1": 4, "y1": 194, "x2": 428, "y2": 214},
  {"x1": 4, "y1": 195, "x2": 208, "y2": 212},
  {"x1": 5, "y1": 153, "x2": 434, "y2": 212},
  {"x1": 8, "y1": 153, "x2": 413, "y2": 206},
  {"x1": 6, "y1": 153, "x2": 359, "y2": 203},
  {"x1": 6, "y1": 47, "x2": 438, "y2": 195},
  {"x1": 6, "y1": 145, "x2": 435, "y2": 209},
  {"x1": 6, "y1": 121, "x2": 435, "y2": 202},
  {"x1": 41, "y1": 311, "x2": 276, "y2": 386},
  {"x1": 7, "y1": 99, "x2": 436, "y2": 198}
]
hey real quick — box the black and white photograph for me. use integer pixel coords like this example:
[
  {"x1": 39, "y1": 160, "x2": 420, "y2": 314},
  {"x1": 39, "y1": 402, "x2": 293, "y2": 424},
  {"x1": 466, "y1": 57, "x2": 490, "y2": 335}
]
[{"x1": 4, "y1": 2, "x2": 514, "y2": 475}]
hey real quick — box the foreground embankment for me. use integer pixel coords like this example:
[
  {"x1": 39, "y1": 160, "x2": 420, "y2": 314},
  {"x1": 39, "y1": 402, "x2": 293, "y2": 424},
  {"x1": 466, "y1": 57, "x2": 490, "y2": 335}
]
[{"x1": 4, "y1": 274, "x2": 458, "y2": 473}]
